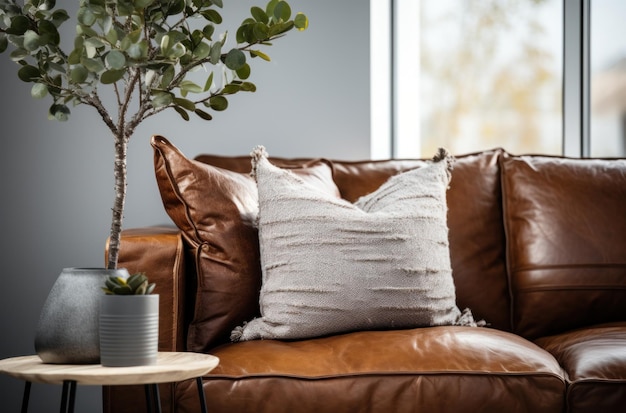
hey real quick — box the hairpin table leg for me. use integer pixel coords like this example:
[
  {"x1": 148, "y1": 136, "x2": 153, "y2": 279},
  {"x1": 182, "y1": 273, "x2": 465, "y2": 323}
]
[
  {"x1": 60, "y1": 381, "x2": 76, "y2": 413},
  {"x1": 21, "y1": 381, "x2": 31, "y2": 413},
  {"x1": 144, "y1": 384, "x2": 162, "y2": 413},
  {"x1": 145, "y1": 384, "x2": 153, "y2": 412},
  {"x1": 196, "y1": 377, "x2": 208, "y2": 413}
]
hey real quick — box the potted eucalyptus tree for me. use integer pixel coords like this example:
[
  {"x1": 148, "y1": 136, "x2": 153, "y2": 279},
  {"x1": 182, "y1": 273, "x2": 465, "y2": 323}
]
[{"x1": 0, "y1": 0, "x2": 308, "y2": 363}]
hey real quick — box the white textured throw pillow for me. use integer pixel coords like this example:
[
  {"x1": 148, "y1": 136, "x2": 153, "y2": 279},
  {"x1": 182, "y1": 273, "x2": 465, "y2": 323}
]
[{"x1": 232, "y1": 147, "x2": 479, "y2": 341}]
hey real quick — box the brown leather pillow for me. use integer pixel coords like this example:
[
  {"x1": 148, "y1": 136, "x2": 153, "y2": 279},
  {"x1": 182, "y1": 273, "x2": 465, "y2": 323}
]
[
  {"x1": 501, "y1": 155, "x2": 626, "y2": 339},
  {"x1": 151, "y1": 135, "x2": 340, "y2": 352}
]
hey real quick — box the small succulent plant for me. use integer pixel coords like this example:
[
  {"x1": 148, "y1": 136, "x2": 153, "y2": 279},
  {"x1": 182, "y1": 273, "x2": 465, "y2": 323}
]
[{"x1": 102, "y1": 273, "x2": 155, "y2": 295}]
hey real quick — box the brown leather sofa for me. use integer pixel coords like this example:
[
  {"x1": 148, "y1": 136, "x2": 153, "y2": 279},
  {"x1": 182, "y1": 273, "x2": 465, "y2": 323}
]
[{"x1": 104, "y1": 139, "x2": 626, "y2": 413}]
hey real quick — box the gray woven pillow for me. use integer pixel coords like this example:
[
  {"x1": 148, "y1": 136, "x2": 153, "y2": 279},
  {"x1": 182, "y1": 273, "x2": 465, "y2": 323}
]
[{"x1": 232, "y1": 147, "x2": 479, "y2": 341}]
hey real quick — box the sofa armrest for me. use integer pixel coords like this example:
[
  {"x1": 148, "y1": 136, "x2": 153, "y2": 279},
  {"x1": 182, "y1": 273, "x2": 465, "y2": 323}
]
[{"x1": 103, "y1": 226, "x2": 188, "y2": 413}]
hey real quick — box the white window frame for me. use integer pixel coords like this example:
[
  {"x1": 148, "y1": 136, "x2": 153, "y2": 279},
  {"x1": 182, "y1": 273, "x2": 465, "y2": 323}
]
[{"x1": 371, "y1": 0, "x2": 591, "y2": 159}]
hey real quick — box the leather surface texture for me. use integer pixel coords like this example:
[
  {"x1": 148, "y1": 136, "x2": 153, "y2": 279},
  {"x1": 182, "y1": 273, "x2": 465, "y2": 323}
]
[
  {"x1": 501, "y1": 156, "x2": 626, "y2": 339},
  {"x1": 175, "y1": 327, "x2": 564, "y2": 413},
  {"x1": 536, "y1": 322, "x2": 626, "y2": 413}
]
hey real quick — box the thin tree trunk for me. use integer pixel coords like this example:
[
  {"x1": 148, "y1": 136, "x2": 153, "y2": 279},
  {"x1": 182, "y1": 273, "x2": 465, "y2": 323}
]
[{"x1": 106, "y1": 134, "x2": 128, "y2": 269}]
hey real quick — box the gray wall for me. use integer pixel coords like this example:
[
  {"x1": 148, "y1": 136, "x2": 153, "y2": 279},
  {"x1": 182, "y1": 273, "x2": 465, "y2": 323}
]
[{"x1": 0, "y1": 1, "x2": 369, "y2": 411}]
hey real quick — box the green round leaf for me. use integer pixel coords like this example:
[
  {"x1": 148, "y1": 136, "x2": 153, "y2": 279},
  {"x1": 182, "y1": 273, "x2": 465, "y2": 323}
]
[
  {"x1": 273, "y1": 1, "x2": 292, "y2": 21},
  {"x1": 9, "y1": 15, "x2": 30, "y2": 35},
  {"x1": 295, "y1": 13, "x2": 309, "y2": 31},
  {"x1": 81, "y1": 57, "x2": 105, "y2": 73},
  {"x1": 253, "y1": 22, "x2": 269, "y2": 40},
  {"x1": 160, "y1": 65, "x2": 175, "y2": 88},
  {"x1": 68, "y1": 49, "x2": 82, "y2": 65},
  {"x1": 17, "y1": 65, "x2": 41, "y2": 82},
  {"x1": 49, "y1": 104, "x2": 70, "y2": 121},
  {"x1": 10, "y1": 48, "x2": 30, "y2": 61},
  {"x1": 127, "y1": 42, "x2": 148, "y2": 60},
  {"x1": 201, "y1": 9, "x2": 223, "y2": 24},
  {"x1": 209, "y1": 42, "x2": 222, "y2": 65},
  {"x1": 38, "y1": 20, "x2": 61, "y2": 46},
  {"x1": 105, "y1": 50, "x2": 126, "y2": 70},
  {"x1": 70, "y1": 65, "x2": 89, "y2": 83},
  {"x1": 221, "y1": 83, "x2": 241, "y2": 94},
  {"x1": 77, "y1": 8, "x2": 97, "y2": 27},
  {"x1": 209, "y1": 95, "x2": 228, "y2": 111},
  {"x1": 165, "y1": 0, "x2": 186, "y2": 16},
  {"x1": 23, "y1": 30, "x2": 41, "y2": 51},
  {"x1": 127, "y1": 29, "x2": 142, "y2": 44},
  {"x1": 236, "y1": 63, "x2": 251, "y2": 80},
  {"x1": 168, "y1": 43, "x2": 186, "y2": 59},
  {"x1": 31, "y1": 83, "x2": 48, "y2": 99},
  {"x1": 241, "y1": 82, "x2": 257, "y2": 92},
  {"x1": 265, "y1": 0, "x2": 279, "y2": 16},
  {"x1": 84, "y1": 38, "x2": 106, "y2": 49},
  {"x1": 51, "y1": 10, "x2": 71, "y2": 27},
  {"x1": 151, "y1": 91, "x2": 174, "y2": 109},
  {"x1": 105, "y1": 25, "x2": 119, "y2": 44},
  {"x1": 174, "y1": 97, "x2": 196, "y2": 111},
  {"x1": 203, "y1": 24, "x2": 215, "y2": 40},
  {"x1": 160, "y1": 34, "x2": 171, "y2": 54},
  {"x1": 236, "y1": 23, "x2": 254, "y2": 44},
  {"x1": 251, "y1": 6, "x2": 269, "y2": 24},
  {"x1": 100, "y1": 69, "x2": 125, "y2": 84},
  {"x1": 193, "y1": 42, "x2": 211, "y2": 59},
  {"x1": 224, "y1": 48, "x2": 246, "y2": 71}
]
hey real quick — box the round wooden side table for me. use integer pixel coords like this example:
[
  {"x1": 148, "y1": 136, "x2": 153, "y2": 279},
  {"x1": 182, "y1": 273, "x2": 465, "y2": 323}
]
[{"x1": 0, "y1": 351, "x2": 219, "y2": 413}]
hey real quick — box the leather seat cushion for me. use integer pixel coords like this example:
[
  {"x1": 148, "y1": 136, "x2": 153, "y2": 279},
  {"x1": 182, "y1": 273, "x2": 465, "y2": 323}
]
[
  {"x1": 175, "y1": 327, "x2": 565, "y2": 413},
  {"x1": 535, "y1": 322, "x2": 626, "y2": 413}
]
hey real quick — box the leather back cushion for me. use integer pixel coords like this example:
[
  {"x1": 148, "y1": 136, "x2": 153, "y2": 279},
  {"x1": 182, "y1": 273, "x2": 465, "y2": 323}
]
[
  {"x1": 501, "y1": 155, "x2": 626, "y2": 339},
  {"x1": 152, "y1": 136, "x2": 340, "y2": 352}
]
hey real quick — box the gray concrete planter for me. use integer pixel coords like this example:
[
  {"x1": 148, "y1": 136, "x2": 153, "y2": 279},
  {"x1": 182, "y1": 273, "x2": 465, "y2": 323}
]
[
  {"x1": 35, "y1": 268, "x2": 130, "y2": 364},
  {"x1": 99, "y1": 294, "x2": 159, "y2": 367}
]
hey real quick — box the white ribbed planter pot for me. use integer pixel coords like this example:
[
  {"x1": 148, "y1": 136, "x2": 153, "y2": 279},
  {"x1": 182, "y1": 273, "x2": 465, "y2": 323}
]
[{"x1": 99, "y1": 295, "x2": 159, "y2": 367}]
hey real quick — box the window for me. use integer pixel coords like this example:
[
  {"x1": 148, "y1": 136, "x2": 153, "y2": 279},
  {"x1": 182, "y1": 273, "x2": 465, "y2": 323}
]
[
  {"x1": 372, "y1": 0, "x2": 626, "y2": 158},
  {"x1": 591, "y1": 0, "x2": 626, "y2": 156}
]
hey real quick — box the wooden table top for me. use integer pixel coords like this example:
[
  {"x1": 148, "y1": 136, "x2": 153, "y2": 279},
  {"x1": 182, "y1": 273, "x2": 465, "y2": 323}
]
[{"x1": 0, "y1": 352, "x2": 219, "y2": 386}]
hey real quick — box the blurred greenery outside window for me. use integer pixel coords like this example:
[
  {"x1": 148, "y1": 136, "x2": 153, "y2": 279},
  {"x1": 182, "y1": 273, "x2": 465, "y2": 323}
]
[{"x1": 372, "y1": 0, "x2": 626, "y2": 158}]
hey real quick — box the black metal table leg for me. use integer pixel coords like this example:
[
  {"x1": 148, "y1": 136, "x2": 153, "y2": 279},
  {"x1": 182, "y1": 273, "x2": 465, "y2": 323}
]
[
  {"x1": 60, "y1": 381, "x2": 69, "y2": 413},
  {"x1": 59, "y1": 381, "x2": 76, "y2": 413},
  {"x1": 196, "y1": 377, "x2": 208, "y2": 413},
  {"x1": 145, "y1": 384, "x2": 154, "y2": 412},
  {"x1": 151, "y1": 384, "x2": 162, "y2": 413},
  {"x1": 144, "y1": 384, "x2": 162, "y2": 413},
  {"x1": 21, "y1": 381, "x2": 31, "y2": 413},
  {"x1": 67, "y1": 381, "x2": 76, "y2": 413}
]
